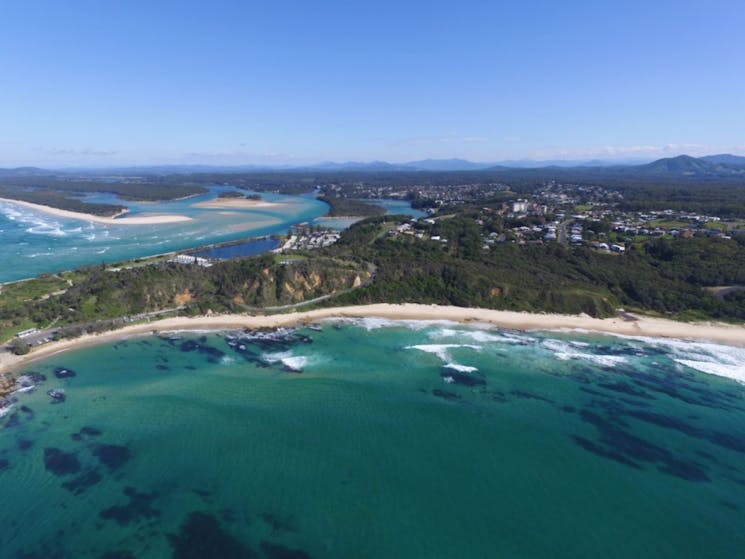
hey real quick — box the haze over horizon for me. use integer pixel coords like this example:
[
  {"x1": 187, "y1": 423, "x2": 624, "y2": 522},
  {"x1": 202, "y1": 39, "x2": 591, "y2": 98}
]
[{"x1": 1, "y1": 0, "x2": 743, "y2": 167}]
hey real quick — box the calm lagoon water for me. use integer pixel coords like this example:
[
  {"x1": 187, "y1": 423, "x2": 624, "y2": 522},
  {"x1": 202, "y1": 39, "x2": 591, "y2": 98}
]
[
  {"x1": 188, "y1": 238, "x2": 281, "y2": 260},
  {"x1": 2, "y1": 320, "x2": 744, "y2": 558},
  {"x1": 312, "y1": 198, "x2": 427, "y2": 230}
]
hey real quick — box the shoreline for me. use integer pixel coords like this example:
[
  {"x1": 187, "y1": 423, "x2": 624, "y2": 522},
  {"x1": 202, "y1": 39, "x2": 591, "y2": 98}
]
[
  {"x1": 2, "y1": 303, "x2": 745, "y2": 377},
  {"x1": 0, "y1": 197, "x2": 192, "y2": 225}
]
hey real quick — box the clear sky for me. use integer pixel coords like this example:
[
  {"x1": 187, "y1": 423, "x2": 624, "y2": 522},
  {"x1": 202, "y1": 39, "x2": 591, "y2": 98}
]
[{"x1": 1, "y1": 0, "x2": 743, "y2": 167}]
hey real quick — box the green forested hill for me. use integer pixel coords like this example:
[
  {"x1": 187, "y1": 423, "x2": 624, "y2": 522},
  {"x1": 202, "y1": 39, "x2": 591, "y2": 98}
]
[{"x1": 324, "y1": 216, "x2": 745, "y2": 320}]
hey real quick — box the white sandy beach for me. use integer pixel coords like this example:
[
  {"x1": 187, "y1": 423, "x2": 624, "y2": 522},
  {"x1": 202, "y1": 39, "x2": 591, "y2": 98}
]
[
  {"x1": 2, "y1": 304, "x2": 744, "y2": 377},
  {"x1": 191, "y1": 198, "x2": 279, "y2": 210},
  {"x1": 0, "y1": 197, "x2": 192, "y2": 225}
]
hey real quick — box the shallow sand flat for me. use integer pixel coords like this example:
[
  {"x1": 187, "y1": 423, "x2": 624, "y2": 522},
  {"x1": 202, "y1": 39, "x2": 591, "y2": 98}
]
[
  {"x1": 0, "y1": 197, "x2": 192, "y2": 225},
  {"x1": 3, "y1": 304, "x2": 745, "y2": 377},
  {"x1": 191, "y1": 198, "x2": 280, "y2": 210}
]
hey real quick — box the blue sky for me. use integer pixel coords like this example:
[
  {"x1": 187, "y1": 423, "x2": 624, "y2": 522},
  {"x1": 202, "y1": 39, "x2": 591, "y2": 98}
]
[{"x1": 1, "y1": 0, "x2": 743, "y2": 166}]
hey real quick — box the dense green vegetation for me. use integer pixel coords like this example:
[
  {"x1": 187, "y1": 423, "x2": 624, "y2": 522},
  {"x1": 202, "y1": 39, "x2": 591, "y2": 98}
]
[
  {"x1": 322, "y1": 216, "x2": 745, "y2": 320},
  {"x1": 0, "y1": 188, "x2": 126, "y2": 216},
  {"x1": 317, "y1": 194, "x2": 386, "y2": 217},
  {"x1": 0, "y1": 176, "x2": 207, "y2": 204},
  {"x1": 0, "y1": 256, "x2": 369, "y2": 342}
]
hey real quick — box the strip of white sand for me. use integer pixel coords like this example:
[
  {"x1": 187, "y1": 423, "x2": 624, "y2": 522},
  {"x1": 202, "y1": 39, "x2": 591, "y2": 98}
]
[
  {"x1": 0, "y1": 197, "x2": 192, "y2": 225},
  {"x1": 191, "y1": 198, "x2": 279, "y2": 210},
  {"x1": 2, "y1": 304, "x2": 744, "y2": 378}
]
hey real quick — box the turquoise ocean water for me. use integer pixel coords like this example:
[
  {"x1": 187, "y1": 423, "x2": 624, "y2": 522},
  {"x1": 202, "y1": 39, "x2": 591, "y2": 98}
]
[
  {"x1": 2, "y1": 320, "x2": 744, "y2": 558},
  {"x1": 0, "y1": 189, "x2": 328, "y2": 283}
]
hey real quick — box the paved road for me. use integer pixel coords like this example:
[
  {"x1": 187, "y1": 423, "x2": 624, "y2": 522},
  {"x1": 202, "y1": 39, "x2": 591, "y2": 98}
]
[{"x1": 4, "y1": 307, "x2": 185, "y2": 352}]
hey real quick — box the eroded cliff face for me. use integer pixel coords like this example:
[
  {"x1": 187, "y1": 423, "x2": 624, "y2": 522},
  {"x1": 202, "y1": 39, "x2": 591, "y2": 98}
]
[
  {"x1": 230, "y1": 259, "x2": 370, "y2": 307},
  {"x1": 9, "y1": 255, "x2": 370, "y2": 333}
]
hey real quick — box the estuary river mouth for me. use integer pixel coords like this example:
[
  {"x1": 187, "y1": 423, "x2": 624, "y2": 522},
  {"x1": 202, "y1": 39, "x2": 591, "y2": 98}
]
[
  {"x1": 2, "y1": 320, "x2": 744, "y2": 558},
  {"x1": 0, "y1": 188, "x2": 329, "y2": 283}
]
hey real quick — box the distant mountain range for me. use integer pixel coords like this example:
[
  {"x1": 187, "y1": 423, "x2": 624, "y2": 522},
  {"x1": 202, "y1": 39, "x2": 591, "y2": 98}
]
[{"x1": 1, "y1": 154, "x2": 745, "y2": 178}]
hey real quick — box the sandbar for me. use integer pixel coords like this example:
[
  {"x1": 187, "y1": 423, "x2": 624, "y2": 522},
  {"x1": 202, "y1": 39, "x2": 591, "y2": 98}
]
[
  {"x1": 2, "y1": 304, "x2": 745, "y2": 379},
  {"x1": 192, "y1": 198, "x2": 280, "y2": 210},
  {"x1": 0, "y1": 197, "x2": 192, "y2": 225}
]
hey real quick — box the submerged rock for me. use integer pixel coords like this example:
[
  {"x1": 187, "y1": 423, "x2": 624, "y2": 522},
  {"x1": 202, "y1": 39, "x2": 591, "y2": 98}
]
[
  {"x1": 44, "y1": 447, "x2": 81, "y2": 476},
  {"x1": 47, "y1": 389, "x2": 66, "y2": 403},
  {"x1": 169, "y1": 511, "x2": 256, "y2": 559},
  {"x1": 261, "y1": 541, "x2": 312, "y2": 559},
  {"x1": 94, "y1": 443, "x2": 132, "y2": 471},
  {"x1": 62, "y1": 469, "x2": 103, "y2": 495},
  {"x1": 99, "y1": 551, "x2": 136, "y2": 559},
  {"x1": 440, "y1": 368, "x2": 486, "y2": 387},
  {"x1": 432, "y1": 389, "x2": 461, "y2": 401},
  {"x1": 99, "y1": 486, "x2": 160, "y2": 525},
  {"x1": 53, "y1": 367, "x2": 77, "y2": 379}
]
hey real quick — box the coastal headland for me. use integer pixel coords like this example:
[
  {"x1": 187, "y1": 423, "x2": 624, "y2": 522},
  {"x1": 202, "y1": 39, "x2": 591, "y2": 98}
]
[{"x1": 2, "y1": 304, "x2": 744, "y2": 378}]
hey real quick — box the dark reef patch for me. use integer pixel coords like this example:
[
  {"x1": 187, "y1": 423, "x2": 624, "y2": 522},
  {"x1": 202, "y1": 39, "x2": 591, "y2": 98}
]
[
  {"x1": 260, "y1": 541, "x2": 312, "y2": 559},
  {"x1": 432, "y1": 389, "x2": 461, "y2": 401},
  {"x1": 510, "y1": 390, "x2": 554, "y2": 403},
  {"x1": 192, "y1": 488, "x2": 214, "y2": 504},
  {"x1": 3, "y1": 412, "x2": 21, "y2": 429},
  {"x1": 99, "y1": 551, "x2": 136, "y2": 559},
  {"x1": 0, "y1": 458, "x2": 9, "y2": 471},
  {"x1": 616, "y1": 366, "x2": 744, "y2": 412},
  {"x1": 47, "y1": 389, "x2": 66, "y2": 403},
  {"x1": 169, "y1": 511, "x2": 256, "y2": 559},
  {"x1": 62, "y1": 469, "x2": 102, "y2": 495},
  {"x1": 18, "y1": 438, "x2": 33, "y2": 451},
  {"x1": 99, "y1": 486, "x2": 159, "y2": 526},
  {"x1": 71, "y1": 426, "x2": 103, "y2": 441},
  {"x1": 597, "y1": 381, "x2": 655, "y2": 400},
  {"x1": 81, "y1": 426, "x2": 103, "y2": 437},
  {"x1": 624, "y1": 409, "x2": 745, "y2": 454},
  {"x1": 261, "y1": 512, "x2": 297, "y2": 535},
  {"x1": 172, "y1": 337, "x2": 226, "y2": 364},
  {"x1": 440, "y1": 369, "x2": 486, "y2": 387},
  {"x1": 574, "y1": 410, "x2": 709, "y2": 482},
  {"x1": 44, "y1": 448, "x2": 81, "y2": 476},
  {"x1": 53, "y1": 367, "x2": 76, "y2": 379},
  {"x1": 573, "y1": 436, "x2": 640, "y2": 468},
  {"x1": 94, "y1": 444, "x2": 132, "y2": 471}
]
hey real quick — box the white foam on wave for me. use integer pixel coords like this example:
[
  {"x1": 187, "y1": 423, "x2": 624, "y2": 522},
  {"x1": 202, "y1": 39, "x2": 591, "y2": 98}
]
[
  {"x1": 327, "y1": 317, "x2": 458, "y2": 331},
  {"x1": 541, "y1": 338, "x2": 627, "y2": 367},
  {"x1": 443, "y1": 363, "x2": 478, "y2": 372},
  {"x1": 607, "y1": 335, "x2": 745, "y2": 384},
  {"x1": 429, "y1": 326, "x2": 533, "y2": 345},
  {"x1": 639, "y1": 339, "x2": 745, "y2": 385},
  {"x1": 406, "y1": 343, "x2": 481, "y2": 372},
  {"x1": 0, "y1": 201, "x2": 100, "y2": 239},
  {"x1": 676, "y1": 359, "x2": 745, "y2": 384},
  {"x1": 0, "y1": 404, "x2": 13, "y2": 418},
  {"x1": 263, "y1": 351, "x2": 309, "y2": 371}
]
